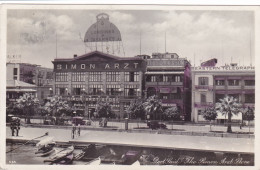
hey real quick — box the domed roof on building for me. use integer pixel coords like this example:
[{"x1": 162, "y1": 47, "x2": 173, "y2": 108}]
[{"x1": 84, "y1": 13, "x2": 122, "y2": 42}]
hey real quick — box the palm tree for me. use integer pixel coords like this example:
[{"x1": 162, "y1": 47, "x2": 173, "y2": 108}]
[
  {"x1": 215, "y1": 96, "x2": 242, "y2": 133},
  {"x1": 143, "y1": 95, "x2": 163, "y2": 120}
]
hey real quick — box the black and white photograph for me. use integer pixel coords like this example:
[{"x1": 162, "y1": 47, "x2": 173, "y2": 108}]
[{"x1": 1, "y1": 4, "x2": 259, "y2": 169}]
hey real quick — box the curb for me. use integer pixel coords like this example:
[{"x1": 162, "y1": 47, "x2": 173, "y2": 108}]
[{"x1": 8, "y1": 124, "x2": 255, "y2": 139}]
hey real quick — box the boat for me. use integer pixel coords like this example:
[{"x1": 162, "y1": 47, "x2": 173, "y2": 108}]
[
  {"x1": 51, "y1": 153, "x2": 74, "y2": 165},
  {"x1": 44, "y1": 145, "x2": 74, "y2": 164},
  {"x1": 35, "y1": 137, "x2": 56, "y2": 157},
  {"x1": 85, "y1": 157, "x2": 101, "y2": 165}
]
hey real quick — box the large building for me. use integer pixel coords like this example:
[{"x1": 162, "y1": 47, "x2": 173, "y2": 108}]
[
  {"x1": 191, "y1": 60, "x2": 255, "y2": 123},
  {"x1": 144, "y1": 52, "x2": 191, "y2": 121},
  {"x1": 52, "y1": 51, "x2": 146, "y2": 118}
]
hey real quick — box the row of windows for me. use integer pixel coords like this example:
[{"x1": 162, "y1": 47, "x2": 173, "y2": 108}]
[
  {"x1": 146, "y1": 75, "x2": 182, "y2": 82},
  {"x1": 56, "y1": 84, "x2": 140, "y2": 96},
  {"x1": 198, "y1": 77, "x2": 255, "y2": 86},
  {"x1": 200, "y1": 93, "x2": 255, "y2": 104},
  {"x1": 56, "y1": 72, "x2": 140, "y2": 82}
]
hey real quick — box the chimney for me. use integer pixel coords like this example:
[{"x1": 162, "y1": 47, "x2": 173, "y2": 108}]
[{"x1": 74, "y1": 54, "x2": 77, "y2": 58}]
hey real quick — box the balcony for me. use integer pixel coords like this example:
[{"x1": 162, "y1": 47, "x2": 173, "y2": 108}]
[
  {"x1": 195, "y1": 85, "x2": 213, "y2": 91},
  {"x1": 194, "y1": 102, "x2": 214, "y2": 108},
  {"x1": 146, "y1": 81, "x2": 183, "y2": 86}
]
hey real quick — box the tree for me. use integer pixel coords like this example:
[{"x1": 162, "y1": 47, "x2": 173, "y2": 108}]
[
  {"x1": 143, "y1": 95, "x2": 163, "y2": 120},
  {"x1": 202, "y1": 106, "x2": 217, "y2": 131},
  {"x1": 43, "y1": 95, "x2": 71, "y2": 120},
  {"x1": 163, "y1": 106, "x2": 181, "y2": 121},
  {"x1": 243, "y1": 107, "x2": 255, "y2": 132},
  {"x1": 125, "y1": 99, "x2": 145, "y2": 128},
  {"x1": 96, "y1": 100, "x2": 115, "y2": 127},
  {"x1": 215, "y1": 96, "x2": 242, "y2": 133},
  {"x1": 16, "y1": 93, "x2": 40, "y2": 124},
  {"x1": 126, "y1": 99, "x2": 145, "y2": 120}
]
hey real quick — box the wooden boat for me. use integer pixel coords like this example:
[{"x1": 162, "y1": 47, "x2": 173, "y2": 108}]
[
  {"x1": 85, "y1": 157, "x2": 101, "y2": 165},
  {"x1": 35, "y1": 137, "x2": 56, "y2": 157},
  {"x1": 44, "y1": 146, "x2": 74, "y2": 163},
  {"x1": 50, "y1": 153, "x2": 74, "y2": 165}
]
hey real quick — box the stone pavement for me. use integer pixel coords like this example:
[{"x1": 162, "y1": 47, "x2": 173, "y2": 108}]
[{"x1": 6, "y1": 126, "x2": 254, "y2": 154}]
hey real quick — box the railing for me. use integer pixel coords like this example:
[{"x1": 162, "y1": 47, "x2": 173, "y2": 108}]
[{"x1": 195, "y1": 85, "x2": 213, "y2": 90}]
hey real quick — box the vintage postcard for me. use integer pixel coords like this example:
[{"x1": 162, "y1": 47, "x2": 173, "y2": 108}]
[{"x1": 0, "y1": 4, "x2": 259, "y2": 170}]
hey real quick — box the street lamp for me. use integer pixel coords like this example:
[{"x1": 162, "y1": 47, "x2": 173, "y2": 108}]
[{"x1": 49, "y1": 88, "x2": 53, "y2": 96}]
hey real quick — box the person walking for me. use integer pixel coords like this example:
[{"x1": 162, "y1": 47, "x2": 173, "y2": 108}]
[
  {"x1": 77, "y1": 124, "x2": 81, "y2": 137},
  {"x1": 16, "y1": 119, "x2": 20, "y2": 136},
  {"x1": 72, "y1": 124, "x2": 76, "y2": 139},
  {"x1": 10, "y1": 121, "x2": 15, "y2": 136}
]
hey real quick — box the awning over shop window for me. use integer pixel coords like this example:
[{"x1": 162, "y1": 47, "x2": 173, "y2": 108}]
[
  {"x1": 145, "y1": 71, "x2": 184, "y2": 75},
  {"x1": 159, "y1": 87, "x2": 177, "y2": 93},
  {"x1": 6, "y1": 89, "x2": 37, "y2": 92},
  {"x1": 215, "y1": 77, "x2": 226, "y2": 80}
]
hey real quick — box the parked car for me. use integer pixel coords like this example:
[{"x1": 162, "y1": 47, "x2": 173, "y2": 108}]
[
  {"x1": 72, "y1": 117, "x2": 86, "y2": 125},
  {"x1": 147, "y1": 121, "x2": 167, "y2": 130}
]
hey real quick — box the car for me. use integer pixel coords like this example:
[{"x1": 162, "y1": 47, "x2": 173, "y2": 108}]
[
  {"x1": 72, "y1": 117, "x2": 86, "y2": 125},
  {"x1": 147, "y1": 121, "x2": 167, "y2": 130}
]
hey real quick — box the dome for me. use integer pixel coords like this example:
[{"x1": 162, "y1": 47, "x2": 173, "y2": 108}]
[{"x1": 84, "y1": 13, "x2": 122, "y2": 42}]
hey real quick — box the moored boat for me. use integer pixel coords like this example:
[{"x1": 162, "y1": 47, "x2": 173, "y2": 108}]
[
  {"x1": 44, "y1": 145, "x2": 74, "y2": 163},
  {"x1": 35, "y1": 137, "x2": 56, "y2": 157}
]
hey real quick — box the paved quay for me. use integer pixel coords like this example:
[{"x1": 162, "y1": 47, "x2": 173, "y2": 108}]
[{"x1": 6, "y1": 126, "x2": 254, "y2": 154}]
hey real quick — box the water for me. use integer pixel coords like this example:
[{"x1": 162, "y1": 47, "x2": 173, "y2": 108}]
[{"x1": 6, "y1": 143, "x2": 254, "y2": 166}]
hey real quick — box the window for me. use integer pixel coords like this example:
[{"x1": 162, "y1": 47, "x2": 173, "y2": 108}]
[
  {"x1": 13, "y1": 68, "x2": 18, "y2": 76},
  {"x1": 106, "y1": 72, "x2": 120, "y2": 82},
  {"x1": 72, "y1": 84, "x2": 84, "y2": 95},
  {"x1": 198, "y1": 110, "x2": 203, "y2": 115},
  {"x1": 125, "y1": 72, "x2": 139, "y2": 82},
  {"x1": 199, "y1": 77, "x2": 208, "y2": 85},
  {"x1": 245, "y1": 94, "x2": 255, "y2": 103},
  {"x1": 72, "y1": 72, "x2": 85, "y2": 82},
  {"x1": 55, "y1": 72, "x2": 68, "y2": 82},
  {"x1": 124, "y1": 85, "x2": 138, "y2": 97},
  {"x1": 200, "y1": 93, "x2": 206, "y2": 103},
  {"x1": 89, "y1": 84, "x2": 103, "y2": 95},
  {"x1": 151, "y1": 76, "x2": 156, "y2": 82},
  {"x1": 55, "y1": 84, "x2": 68, "y2": 95},
  {"x1": 170, "y1": 93, "x2": 181, "y2": 99},
  {"x1": 215, "y1": 94, "x2": 225, "y2": 102},
  {"x1": 163, "y1": 75, "x2": 169, "y2": 82},
  {"x1": 174, "y1": 75, "x2": 182, "y2": 82},
  {"x1": 245, "y1": 80, "x2": 255, "y2": 86},
  {"x1": 215, "y1": 80, "x2": 225, "y2": 86},
  {"x1": 106, "y1": 85, "x2": 121, "y2": 95},
  {"x1": 89, "y1": 72, "x2": 102, "y2": 82},
  {"x1": 228, "y1": 80, "x2": 239, "y2": 86}
]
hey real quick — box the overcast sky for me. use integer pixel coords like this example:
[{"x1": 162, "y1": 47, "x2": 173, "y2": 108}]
[{"x1": 7, "y1": 9, "x2": 255, "y2": 68}]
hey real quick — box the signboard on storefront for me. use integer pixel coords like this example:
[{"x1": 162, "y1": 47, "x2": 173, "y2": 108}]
[
  {"x1": 162, "y1": 103, "x2": 177, "y2": 107},
  {"x1": 192, "y1": 66, "x2": 255, "y2": 71},
  {"x1": 54, "y1": 60, "x2": 144, "y2": 72},
  {"x1": 62, "y1": 95, "x2": 119, "y2": 103}
]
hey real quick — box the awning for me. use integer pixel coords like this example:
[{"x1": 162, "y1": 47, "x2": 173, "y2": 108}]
[
  {"x1": 215, "y1": 77, "x2": 225, "y2": 80},
  {"x1": 6, "y1": 89, "x2": 37, "y2": 92},
  {"x1": 145, "y1": 71, "x2": 184, "y2": 75},
  {"x1": 159, "y1": 87, "x2": 177, "y2": 93},
  {"x1": 216, "y1": 111, "x2": 242, "y2": 120}
]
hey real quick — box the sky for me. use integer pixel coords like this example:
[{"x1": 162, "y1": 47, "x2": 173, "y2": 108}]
[{"x1": 7, "y1": 9, "x2": 255, "y2": 68}]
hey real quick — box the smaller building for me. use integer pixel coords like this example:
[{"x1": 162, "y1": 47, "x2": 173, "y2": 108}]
[
  {"x1": 191, "y1": 59, "x2": 255, "y2": 123},
  {"x1": 6, "y1": 63, "x2": 54, "y2": 102},
  {"x1": 144, "y1": 52, "x2": 191, "y2": 120},
  {"x1": 6, "y1": 80, "x2": 37, "y2": 102}
]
